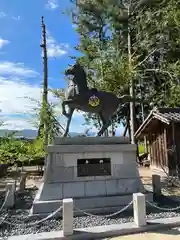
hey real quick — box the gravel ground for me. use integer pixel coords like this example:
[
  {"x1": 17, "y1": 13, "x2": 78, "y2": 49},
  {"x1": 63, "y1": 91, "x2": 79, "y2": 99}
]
[{"x1": 1, "y1": 189, "x2": 180, "y2": 238}]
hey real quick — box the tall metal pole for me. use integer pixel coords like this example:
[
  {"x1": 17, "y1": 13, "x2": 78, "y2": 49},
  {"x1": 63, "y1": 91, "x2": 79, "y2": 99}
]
[{"x1": 40, "y1": 16, "x2": 48, "y2": 148}]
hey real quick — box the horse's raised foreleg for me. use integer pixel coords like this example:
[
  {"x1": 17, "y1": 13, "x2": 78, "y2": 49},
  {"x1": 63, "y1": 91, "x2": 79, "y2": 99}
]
[
  {"x1": 63, "y1": 108, "x2": 75, "y2": 137},
  {"x1": 62, "y1": 99, "x2": 76, "y2": 118},
  {"x1": 62, "y1": 100, "x2": 68, "y2": 117}
]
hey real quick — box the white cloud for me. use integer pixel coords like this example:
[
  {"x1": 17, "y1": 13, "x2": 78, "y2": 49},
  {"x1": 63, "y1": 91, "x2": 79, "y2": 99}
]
[
  {"x1": 0, "y1": 38, "x2": 10, "y2": 49},
  {"x1": 46, "y1": 0, "x2": 59, "y2": 10},
  {"x1": 0, "y1": 12, "x2": 7, "y2": 18},
  {"x1": 0, "y1": 61, "x2": 53, "y2": 129},
  {"x1": 0, "y1": 62, "x2": 39, "y2": 77},
  {"x1": 46, "y1": 32, "x2": 69, "y2": 58},
  {"x1": 12, "y1": 16, "x2": 20, "y2": 21},
  {"x1": 0, "y1": 12, "x2": 20, "y2": 21},
  {"x1": 0, "y1": 79, "x2": 43, "y2": 115},
  {"x1": 0, "y1": 77, "x2": 61, "y2": 129}
]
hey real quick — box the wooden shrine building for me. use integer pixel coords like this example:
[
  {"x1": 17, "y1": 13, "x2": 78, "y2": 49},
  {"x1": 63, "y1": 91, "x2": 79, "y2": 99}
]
[{"x1": 134, "y1": 108, "x2": 180, "y2": 177}]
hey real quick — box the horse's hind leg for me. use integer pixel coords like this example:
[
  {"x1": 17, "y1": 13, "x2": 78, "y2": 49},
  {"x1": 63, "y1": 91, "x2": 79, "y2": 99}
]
[
  {"x1": 97, "y1": 112, "x2": 112, "y2": 136},
  {"x1": 63, "y1": 108, "x2": 75, "y2": 137}
]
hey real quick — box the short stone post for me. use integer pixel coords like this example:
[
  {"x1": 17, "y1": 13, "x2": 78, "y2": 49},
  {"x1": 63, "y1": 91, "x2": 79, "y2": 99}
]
[
  {"x1": 63, "y1": 198, "x2": 73, "y2": 236},
  {"x1": 19, "y1": 172, "x2": 27, "y2": 192},
  {"x1": 133, "y1": 193, "x2": 146, "y2": 227},
  {"x1": 4, "y1": 182, "x2": 16, "y2": 208},
  {"x1": 152, "y1": 174, "x2": 161, "y2": 200}
]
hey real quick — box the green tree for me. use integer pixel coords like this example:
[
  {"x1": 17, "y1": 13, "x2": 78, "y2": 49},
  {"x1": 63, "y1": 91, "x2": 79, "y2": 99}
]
[
  {"x1": 68, "y1": 0, "x2": 180, "y2": 136},
  {"x1": 26, "y1": 97, "x2": 64, "y2": 144}
]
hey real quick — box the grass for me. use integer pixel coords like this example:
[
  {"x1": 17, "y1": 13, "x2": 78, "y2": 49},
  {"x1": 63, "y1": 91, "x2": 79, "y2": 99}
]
[{"x1": 138, "y1": 144, "x2": 146, "y2": 154}]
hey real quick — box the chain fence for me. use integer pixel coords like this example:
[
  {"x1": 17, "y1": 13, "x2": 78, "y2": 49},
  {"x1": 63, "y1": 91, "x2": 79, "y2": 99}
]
[
  {"x1": 74, "y1": 197, "x2": 180, "y2": 218},
  {"x1": 75, "y1": 200, "x2": 133, "y2": 218},
  {"x1": 0, "y1": 200, "x2": 133, "y2": 228},
  {"x1": 2, "y1": 192, "x2": 180, "y2": 239},
  {"x1": 0, "y1": 213, "x2": 8, "y2": 226},
  {"x1": 0, "y1": 190, "x2": 10, "y2": 212},
  {"x1": 0, "y1": 205, "x2": 63, "y2": 227},
  {"x1": 1, "y1": 197, "x2": 180, "y2": 228},
  {"x1": 146, "y1": 200, "x2": 180, "y2": 211}
]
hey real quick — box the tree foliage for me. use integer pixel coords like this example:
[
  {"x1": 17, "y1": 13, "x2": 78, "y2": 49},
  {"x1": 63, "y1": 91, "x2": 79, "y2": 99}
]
[{"x1": 67, "y1": 0, "x2": 180, "y2": 131}]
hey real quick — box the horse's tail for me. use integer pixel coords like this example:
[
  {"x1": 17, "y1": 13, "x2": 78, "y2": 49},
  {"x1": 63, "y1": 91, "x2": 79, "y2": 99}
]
[
  {"x1": 110, "y1": 95, "x2": 135, "y2": 121},
  {"x1": 117, "y1": 95, "x2": 135, "y2": 104}
]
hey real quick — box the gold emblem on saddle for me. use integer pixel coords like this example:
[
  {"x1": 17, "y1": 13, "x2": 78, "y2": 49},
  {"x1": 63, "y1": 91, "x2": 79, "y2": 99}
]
[{"x1": 88, "y1": 95, "x2": 100, "y2": 107}]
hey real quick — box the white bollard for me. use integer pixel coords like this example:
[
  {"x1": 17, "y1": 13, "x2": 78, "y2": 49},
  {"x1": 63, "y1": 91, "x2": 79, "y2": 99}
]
[
  {"x1": 63, "y1": 198, "x2": 73, "y2": 236},
  {"x1": 133, "y1": 193, "x2": 146, "y2": 227},
  {"x1": 4, "y1": 182, "x2": 16, "y2": 208},
  {"x1": 19, "y1": 172, "x2": 27, "y2": 192}
]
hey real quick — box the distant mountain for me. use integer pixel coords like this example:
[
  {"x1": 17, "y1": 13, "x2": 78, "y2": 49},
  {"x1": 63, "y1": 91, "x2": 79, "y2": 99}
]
[
  {"x1": 0, "y1": 129, "x2": 125, "y2": 139},
  {"x1": 0, "y1": 129, "x2": 37, "y2": 139},
  {"x1": 0, "y1": 129, "x2": 95, "y2": 139}
]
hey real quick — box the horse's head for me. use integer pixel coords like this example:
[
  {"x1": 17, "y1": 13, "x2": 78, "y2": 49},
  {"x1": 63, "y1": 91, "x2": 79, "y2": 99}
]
[
  {"x1": 65, "y1": 62, "x2": 82, "y2": 77},
  {"x1": 65, "y1": 62, "x2": 88, "y2": 89}
]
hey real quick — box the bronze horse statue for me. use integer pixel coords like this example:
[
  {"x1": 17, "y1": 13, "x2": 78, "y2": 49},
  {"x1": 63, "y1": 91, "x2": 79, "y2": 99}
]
[{"x1": 62, "y1": 62, "x2": 138, "y2": 137}]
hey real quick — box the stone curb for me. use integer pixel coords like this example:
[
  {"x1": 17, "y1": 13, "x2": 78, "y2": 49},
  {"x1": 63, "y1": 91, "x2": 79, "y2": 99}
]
[
  {"x1": 72, "y1": 222, "x2": 180, "y2": 240},
  {"x1": 7, "y1": 217, "x2": 180, "y2": 240}
]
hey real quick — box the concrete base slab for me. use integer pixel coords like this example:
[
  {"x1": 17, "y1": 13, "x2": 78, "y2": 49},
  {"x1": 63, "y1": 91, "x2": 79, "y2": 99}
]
[
  {"x1": 7, "y1": 216, "x2": 180, "y2": 240},
  {"x1": 30, "y1": 192, "x2": 153, "y2": 217}
]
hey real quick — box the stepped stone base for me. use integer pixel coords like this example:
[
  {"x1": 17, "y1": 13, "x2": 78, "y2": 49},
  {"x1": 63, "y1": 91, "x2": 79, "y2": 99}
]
[{"x1": 31, "y1": 137, "x2": 153, "y2": 216}]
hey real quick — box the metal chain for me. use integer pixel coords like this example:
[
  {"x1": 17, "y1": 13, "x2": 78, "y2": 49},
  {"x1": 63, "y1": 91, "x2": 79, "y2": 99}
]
[
  {"x1": 0, "y1": 190, "x2": 10, "y2": 212},
  {"x1": 2, "y1": 212, "x2": 35, "y2": 224},
  {"x1": 3, "y1": 204, "x2": 38, "y2": 223},
  {"x1": 75, "y1": 200, "x2": 133, "y2": 218},
  {"x1": 146, "y1": 200, "x2": 180, "y2": 211},
  {"x1": 0, "y1": 213, "x2": 8, "y2": 225},
  {"x1": 0, "y1": 206, "x2": 63, "y2": 227}
]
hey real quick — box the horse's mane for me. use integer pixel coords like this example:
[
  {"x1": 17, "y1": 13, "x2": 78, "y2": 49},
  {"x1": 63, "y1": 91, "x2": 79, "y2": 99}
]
[
  {"x1": 78, "y1": 64, "x2": 87, "y2": 80},
  {"x1": 76, "y1": 64, "x2": 88, "y2": 87}
]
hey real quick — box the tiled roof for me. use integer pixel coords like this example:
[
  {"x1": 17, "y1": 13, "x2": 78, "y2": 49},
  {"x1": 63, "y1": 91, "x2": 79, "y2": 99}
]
[{"x1": 153, "y1": 108, "x2": 180, "y2": 122}]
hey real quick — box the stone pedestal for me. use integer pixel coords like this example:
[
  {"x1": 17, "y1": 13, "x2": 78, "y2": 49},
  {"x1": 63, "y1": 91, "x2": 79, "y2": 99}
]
[{"x1": 31, "y1": 137, "x2": 152, "y2": 216}]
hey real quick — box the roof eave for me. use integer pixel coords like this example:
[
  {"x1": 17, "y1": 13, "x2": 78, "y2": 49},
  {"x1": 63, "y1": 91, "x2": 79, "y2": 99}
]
[
  {"x1": 134, "y1": 110, "x2": 154, "y2": 138},
  {"x1": 153, "y1": 113, "x2": 170, "y2": 125},
  {"x1": 134, "y1": 112, "x2": 171, "y2": 138}
]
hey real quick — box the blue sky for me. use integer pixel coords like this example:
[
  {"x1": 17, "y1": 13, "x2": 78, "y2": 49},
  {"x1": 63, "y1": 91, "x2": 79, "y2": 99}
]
[{"x1": 0, "y1": 0, "x2": 124, "y2": 135}]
